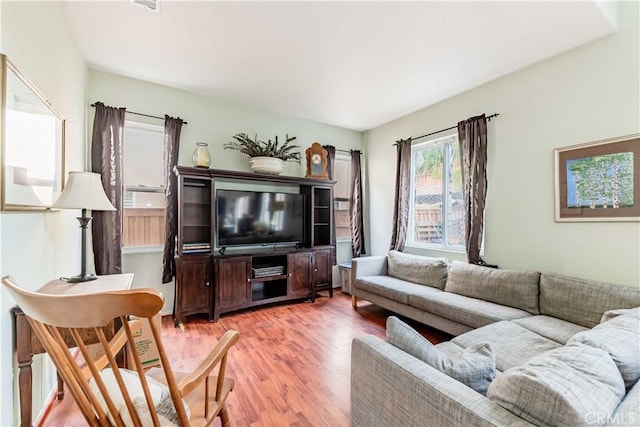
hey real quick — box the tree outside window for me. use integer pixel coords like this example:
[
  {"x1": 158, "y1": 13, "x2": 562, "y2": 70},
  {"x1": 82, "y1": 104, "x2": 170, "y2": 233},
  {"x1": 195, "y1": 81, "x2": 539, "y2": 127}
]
[{"x1": 408, "y1": 134, "x2": 464, "y2": 250}]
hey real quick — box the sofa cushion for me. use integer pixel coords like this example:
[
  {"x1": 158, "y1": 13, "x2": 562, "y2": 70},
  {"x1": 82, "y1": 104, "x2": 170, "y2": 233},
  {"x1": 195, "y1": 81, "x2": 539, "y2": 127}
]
[
  {"x1": 355, "y1": 275, "x2": 443, "y2": 304},
  {"x1": 568, "y1": 310, "x2": 640, "y2": 390},
  {"x1": 452, "y1": 321, "x2": 561, "y2": 372},
  {"x1": 444, "y1": 261, "x2": 540, "y2": 314},
  {"x1": 408, "y1": 289, "x2": 532, "y2": 330},
  {"x1": 607, "y1": 379, "x2": 640, "y2": 426},
  {"x1": 487, "y1": 343, "x2": 625, "y2": 427},
  {"x1": 539, "y1": 273, "x2": 640, "y2": 328},
  {"x1": 386, "y1": 316, "x2": 496, "y2": 394},
  {"x1": 387, "y1": 251, "x2": 449, "y2": 290},
  {"x1": 512, "y1": 315, "x2": 588, "y2": 344}
]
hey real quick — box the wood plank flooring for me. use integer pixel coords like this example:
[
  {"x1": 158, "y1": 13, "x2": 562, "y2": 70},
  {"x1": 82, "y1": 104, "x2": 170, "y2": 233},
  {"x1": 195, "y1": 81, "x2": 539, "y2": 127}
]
[{"x1": 42, "y1": 291, "x2": 451, "y2": 426}]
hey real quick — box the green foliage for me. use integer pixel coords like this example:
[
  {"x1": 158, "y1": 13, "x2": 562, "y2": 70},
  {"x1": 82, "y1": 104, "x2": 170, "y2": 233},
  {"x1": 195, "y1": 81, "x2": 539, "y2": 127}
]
[{"x1": 224, "y1": 133, "x2": 301, "y2": 163}]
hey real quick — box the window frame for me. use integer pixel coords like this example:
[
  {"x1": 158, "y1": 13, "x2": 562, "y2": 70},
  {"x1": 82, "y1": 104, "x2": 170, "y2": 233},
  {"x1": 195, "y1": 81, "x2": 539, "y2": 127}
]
[
  {"x1": 333, "y1": 153, "x2": 352, "y2": 243},
  {"x1": 406, "y1": 133, "x2": 465, "y2": 253},
  {"x1": 121, "y1": 120, "x2": 166, "y2": 252}
]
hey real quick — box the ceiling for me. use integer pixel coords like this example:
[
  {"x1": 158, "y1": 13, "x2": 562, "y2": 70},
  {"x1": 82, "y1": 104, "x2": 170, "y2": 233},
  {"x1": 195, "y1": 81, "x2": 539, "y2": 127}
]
[{"x1": 63, "y1": 1, "x2": 616, "y2": 131}]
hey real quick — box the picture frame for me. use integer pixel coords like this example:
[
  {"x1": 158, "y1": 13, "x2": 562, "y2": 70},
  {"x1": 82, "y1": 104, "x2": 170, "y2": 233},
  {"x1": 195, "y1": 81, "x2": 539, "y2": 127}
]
[
  {"x1": 0, "y1": 54, "x2": 65, "y2": 211},
  {"x1": 554, "y1": 134, "x2": 640, "y2": 222}
]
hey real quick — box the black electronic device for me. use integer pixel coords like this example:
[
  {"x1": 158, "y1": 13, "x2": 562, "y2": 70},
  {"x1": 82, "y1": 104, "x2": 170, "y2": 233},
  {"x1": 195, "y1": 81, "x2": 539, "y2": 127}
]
[{"x1": 216, "y1": 189, "x2": 305, "y2": 248}]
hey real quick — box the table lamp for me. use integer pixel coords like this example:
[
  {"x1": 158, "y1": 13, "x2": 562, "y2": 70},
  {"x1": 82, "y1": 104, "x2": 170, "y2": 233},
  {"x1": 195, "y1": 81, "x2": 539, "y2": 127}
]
[{"x1": 51, "y1": 171, "x2": 116, "y2": 283}]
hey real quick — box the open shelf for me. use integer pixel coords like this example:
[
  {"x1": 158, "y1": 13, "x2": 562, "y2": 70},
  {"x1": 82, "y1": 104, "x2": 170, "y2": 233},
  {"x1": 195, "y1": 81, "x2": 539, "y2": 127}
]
[{"x1": 251, "y1": 279, "x2": 288, "y2": 301}]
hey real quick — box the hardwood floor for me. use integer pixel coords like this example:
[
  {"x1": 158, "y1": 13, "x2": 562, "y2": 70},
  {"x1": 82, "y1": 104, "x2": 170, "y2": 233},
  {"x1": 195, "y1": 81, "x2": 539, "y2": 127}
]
[{"x1": 42, "y1": 291, "x2": 451, "y2": 426}]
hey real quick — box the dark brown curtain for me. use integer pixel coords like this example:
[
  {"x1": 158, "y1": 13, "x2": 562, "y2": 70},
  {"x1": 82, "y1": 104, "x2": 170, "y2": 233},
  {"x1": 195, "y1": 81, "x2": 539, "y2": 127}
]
[
  {"x1": 350, "y1": 150, "x2": 366, "y2": 257},
  {"x1": 458, "y1": 114, "x2": 493, "y2": 266},
  {"x1": 323, "y1": 145, "x2": 336, "y2": 245},
  {"x1": 91, "y1": 102, "x2": 125, "y2": 275},
  {"x1": 162, "y1": 116, "x2": 184, "y2": 283},
  {"x1": 390, "y1": 138, "x2": 412, "y2": 251},
  {"x1": 323, "y1": 145, "x2": 336, "y2": 180}
]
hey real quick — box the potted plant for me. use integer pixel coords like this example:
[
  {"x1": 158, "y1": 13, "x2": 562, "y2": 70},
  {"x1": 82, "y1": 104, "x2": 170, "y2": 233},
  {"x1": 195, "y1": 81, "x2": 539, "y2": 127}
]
[{"x1": 224, "y1": 133, "x2": 301, "y2": 174}]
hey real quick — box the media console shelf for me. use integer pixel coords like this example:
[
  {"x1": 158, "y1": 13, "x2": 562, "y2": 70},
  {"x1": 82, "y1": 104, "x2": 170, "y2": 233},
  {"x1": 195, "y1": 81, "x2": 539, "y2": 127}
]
[{"x1": 174, "y1": 166, "x2": 336, "y2": 325}]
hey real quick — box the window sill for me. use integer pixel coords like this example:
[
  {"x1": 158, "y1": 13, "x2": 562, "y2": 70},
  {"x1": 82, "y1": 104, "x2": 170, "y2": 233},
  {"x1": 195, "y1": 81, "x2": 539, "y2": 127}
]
[{"x1": 122, "y1": 245, "x2": 164, "y2": 255}]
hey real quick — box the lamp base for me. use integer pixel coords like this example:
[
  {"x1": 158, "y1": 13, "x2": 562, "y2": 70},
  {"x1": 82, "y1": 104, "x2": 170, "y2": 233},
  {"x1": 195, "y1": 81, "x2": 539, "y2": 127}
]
[{"x1": 66, "y1": 273, "x2": 98, "y2": 283}]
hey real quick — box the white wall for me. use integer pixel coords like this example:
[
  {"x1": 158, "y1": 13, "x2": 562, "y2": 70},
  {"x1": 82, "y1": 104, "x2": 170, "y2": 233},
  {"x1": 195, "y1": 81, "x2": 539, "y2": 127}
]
[
  {"x1": 364, "y1": 1, "x2": 639, "y2": 287},
  {"x1": 0, "y1": 1, "x2": 88, "y2": 424},
  {"x1": 88, "y1": 70, "x2": 363, "y2": 312}
]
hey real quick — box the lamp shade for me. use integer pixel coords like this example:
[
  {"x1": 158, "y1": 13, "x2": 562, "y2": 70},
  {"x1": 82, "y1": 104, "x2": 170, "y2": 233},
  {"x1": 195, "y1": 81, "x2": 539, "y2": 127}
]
[{"x1": 51, "y1": 171, "x2": 116, "y2": 211}]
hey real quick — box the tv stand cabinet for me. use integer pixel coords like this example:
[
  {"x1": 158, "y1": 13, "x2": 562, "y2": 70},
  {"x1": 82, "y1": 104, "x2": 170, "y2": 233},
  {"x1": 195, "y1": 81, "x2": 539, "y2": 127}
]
[
  {"x1": 213, "y1": 246, "x2": 334, "y2": 321},
  {"x1": 174, "y1": 166, "x2": 335, "y2": 324}
]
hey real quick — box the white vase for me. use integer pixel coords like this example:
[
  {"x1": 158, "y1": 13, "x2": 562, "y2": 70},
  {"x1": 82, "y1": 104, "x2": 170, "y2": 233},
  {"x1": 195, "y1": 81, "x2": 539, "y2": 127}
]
[{"x1": 249, "y1": 156, "x2": 284, "y2": 175}]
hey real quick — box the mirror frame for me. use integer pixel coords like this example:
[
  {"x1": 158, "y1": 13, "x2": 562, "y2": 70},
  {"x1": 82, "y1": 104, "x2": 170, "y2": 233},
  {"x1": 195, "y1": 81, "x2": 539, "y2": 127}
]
[{"x1": 0, "y1": 54, "x2": 66, "y2": 211}]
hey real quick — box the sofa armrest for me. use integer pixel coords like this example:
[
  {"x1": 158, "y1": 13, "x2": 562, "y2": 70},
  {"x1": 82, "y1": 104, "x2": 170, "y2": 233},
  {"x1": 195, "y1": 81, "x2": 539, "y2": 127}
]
[
  {"x1": 352, "y1": 256, "x2": 387, "y2": 278},
  {"x1": 351, "y1": 335, "x2": 535, "y2": 427}
]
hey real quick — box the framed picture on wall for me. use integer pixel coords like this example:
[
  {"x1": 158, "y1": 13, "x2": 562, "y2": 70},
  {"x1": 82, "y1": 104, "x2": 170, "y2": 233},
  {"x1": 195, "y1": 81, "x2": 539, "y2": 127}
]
[
  {"x1": 554, "y1": 134, "x2": 640, "y2": 222},
  {"x1": 0, "y1": 54, "x2": 66, "y2": 211}
]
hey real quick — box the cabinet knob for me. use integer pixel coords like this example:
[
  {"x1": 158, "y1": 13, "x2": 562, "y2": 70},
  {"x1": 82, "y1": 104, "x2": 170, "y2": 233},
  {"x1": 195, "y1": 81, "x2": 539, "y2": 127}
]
[
  {"x1": 288, "y1": 273, "x2": 292, "y2": 277},
  {"x1": 247, "y1": 278, "x2": 251, "y2": 283},
  {"x1": 205, "y1": 282, "x2": 210, "y2": 286}
]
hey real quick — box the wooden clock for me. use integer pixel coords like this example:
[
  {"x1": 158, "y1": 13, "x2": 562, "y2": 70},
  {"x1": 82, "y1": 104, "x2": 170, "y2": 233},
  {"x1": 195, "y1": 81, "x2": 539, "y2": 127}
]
[{"x1": 305, "y1": 142, "x2": 329, "y2": 179}]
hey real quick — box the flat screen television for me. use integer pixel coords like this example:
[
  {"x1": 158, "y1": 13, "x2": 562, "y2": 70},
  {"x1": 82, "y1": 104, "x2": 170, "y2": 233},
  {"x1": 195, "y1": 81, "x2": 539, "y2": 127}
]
[{"x1": 216, "y1": 189, "x2": 305, "y2": 248}]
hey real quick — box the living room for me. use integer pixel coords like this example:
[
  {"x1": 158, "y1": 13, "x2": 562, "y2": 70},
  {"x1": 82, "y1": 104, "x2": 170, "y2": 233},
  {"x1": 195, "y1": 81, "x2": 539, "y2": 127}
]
[{"x1": 0, "y1": 1, "x2": 638, "y2": 426}]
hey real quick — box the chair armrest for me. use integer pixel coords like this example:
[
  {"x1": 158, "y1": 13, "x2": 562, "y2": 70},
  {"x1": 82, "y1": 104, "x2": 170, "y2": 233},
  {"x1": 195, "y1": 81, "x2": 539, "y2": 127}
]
[
  {"x1": 352, "y1": 256, "x2": 387, "y2": 278},
  {"x1": 177, "y1": 330, "x2": 240, "y2": 396},
  {"x1": 351, "y1": 335, "x2": 534, "y2": 427}
]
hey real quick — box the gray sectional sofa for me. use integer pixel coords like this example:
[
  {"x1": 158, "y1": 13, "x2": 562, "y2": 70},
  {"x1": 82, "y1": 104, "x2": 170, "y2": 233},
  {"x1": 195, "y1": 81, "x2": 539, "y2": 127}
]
[{"x1": 350, "y1": 251, "x2": 640, "y2": 427}]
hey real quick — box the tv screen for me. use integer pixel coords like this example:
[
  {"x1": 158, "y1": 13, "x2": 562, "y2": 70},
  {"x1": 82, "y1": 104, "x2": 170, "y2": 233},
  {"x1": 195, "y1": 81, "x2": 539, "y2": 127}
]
[{"x1": 216, "y1": 190, "x2": 305, "y2": 247}]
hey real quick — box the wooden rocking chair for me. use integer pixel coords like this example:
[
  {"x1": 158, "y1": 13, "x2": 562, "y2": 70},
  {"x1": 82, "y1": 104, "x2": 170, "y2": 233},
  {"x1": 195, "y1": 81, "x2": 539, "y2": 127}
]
[{"x1": 2, "y1": 276, "x2": 239, "y2": 427}]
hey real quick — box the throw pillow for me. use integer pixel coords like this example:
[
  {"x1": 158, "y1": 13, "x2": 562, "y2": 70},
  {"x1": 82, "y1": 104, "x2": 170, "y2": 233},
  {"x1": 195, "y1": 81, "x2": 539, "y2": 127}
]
[
  {"x1": 386, "y1": 316, "x2": 496, "y2": 394},
  {"x1": 444, "y1": 261, "x2": 540, "y2": 314},
  {"x1": 600, "y1": 306, "x2": 640, "y2": 323},
  {"x1": 487, "y1": 343, "x2": 625, "y2": 427},
  {"x1": 88, "y1": 368, "x2": 189, "y2": 426},
  {"x1": 387, "y1": 250, "x2": 449, "y2": 290},
  {"x1": 568, "y1": 310, "x2": 640, "y2": 389}
]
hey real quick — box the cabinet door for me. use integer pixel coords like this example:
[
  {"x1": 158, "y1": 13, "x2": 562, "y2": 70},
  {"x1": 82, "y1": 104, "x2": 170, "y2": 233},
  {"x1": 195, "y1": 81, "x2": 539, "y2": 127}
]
[
  {"x1": 175, "y1": 256, "x2": 212, "y2": 324},
  {"x1": 215, "y1": 257, "x2": 251, "y2": 311},
  {"x1": 312, "y1": 249, "x2": 333, "y2": 289},
  {"x1": 288, "y1": 252, "x2": 312, "y2": 297}
]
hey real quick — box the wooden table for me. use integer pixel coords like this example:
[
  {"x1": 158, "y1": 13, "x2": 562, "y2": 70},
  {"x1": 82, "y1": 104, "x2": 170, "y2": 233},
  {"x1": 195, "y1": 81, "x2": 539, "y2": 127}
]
[{"x1": 11, "y1": 274, "x2": 133, "y2": 427}]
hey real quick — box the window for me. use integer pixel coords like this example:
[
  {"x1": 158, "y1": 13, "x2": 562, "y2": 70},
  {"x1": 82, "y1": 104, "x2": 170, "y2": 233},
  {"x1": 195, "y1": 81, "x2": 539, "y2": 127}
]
[
  {"x1": 408, "y1": 134, "x2": 464, "y2": 251},
  {"x1": 122, "y1": 122, "x2": 165, "y2": 248},
  {"x1": 334, "y1": 155, "x2": 352, "y2": 240}
]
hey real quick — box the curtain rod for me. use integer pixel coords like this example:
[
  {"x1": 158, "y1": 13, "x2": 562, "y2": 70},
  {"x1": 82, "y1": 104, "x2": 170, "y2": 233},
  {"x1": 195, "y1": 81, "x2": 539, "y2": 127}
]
[
  {"x1": 409, "y1": 113, "x2": 499, "y2": 143},
  {"x1": 90, "y1": 103, "x2": 188, "y2": 125},
  {"x1": 335, "y1": 148, "x2": 363, "y2": 155}
]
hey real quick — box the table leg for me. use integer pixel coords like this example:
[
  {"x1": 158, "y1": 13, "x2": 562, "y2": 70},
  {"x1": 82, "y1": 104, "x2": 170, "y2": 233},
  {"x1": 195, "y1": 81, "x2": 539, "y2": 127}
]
[
  {"x1": 13, "y1": 308, "x2": 33, "y2": 427},
  {"x1": 57, "y1": 373, "x2": 64, "y2": 400}
]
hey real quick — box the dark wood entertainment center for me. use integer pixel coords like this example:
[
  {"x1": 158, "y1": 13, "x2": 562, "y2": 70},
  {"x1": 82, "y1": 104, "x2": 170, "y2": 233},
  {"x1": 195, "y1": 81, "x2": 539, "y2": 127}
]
[{"x1": 174, "y1": 166, "x2": 336, "y2": 325}]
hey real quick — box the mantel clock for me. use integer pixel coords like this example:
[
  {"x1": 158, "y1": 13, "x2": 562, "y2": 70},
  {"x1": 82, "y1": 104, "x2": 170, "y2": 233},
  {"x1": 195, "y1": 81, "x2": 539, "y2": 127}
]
[{"x1": 305, "y1": 142, "x2": 328, "y2": 179}]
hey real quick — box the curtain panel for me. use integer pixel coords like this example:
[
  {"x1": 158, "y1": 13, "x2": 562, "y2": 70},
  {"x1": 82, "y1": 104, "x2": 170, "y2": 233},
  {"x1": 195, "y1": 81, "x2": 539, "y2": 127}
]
[
  {"x1": 323, "y1": 145, "x2": 336, "y2": 180},
  {"x1": 90, "y1": 102, "x2": 126, "y2": 275},
  {"x1": 458, "y1": 114, "x2": 494, "y2": 266},
  {"x1": 162, "y1": 116, "x2": 184, "y2": 283},
  {"x1": 390, "y1": 138, "x2": 412, "y2": 251},
  {"x1": 350, "y1": 150, "x2": 366, "y2": 257}
]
